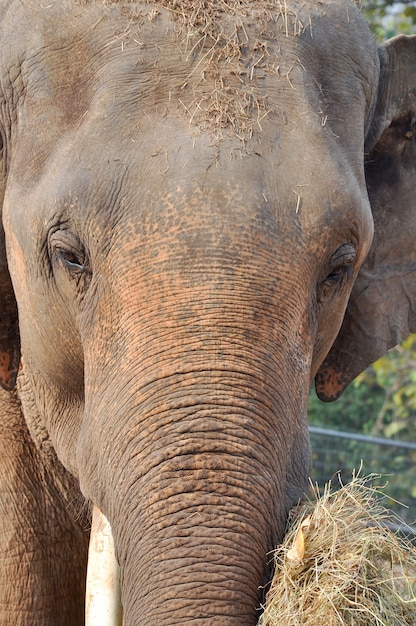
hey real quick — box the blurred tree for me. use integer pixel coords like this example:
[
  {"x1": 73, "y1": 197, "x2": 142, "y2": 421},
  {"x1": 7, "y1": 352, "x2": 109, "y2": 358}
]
[
  {"x1": 353, "y1": 336, "x2": 416, "y2": 441},
  {"x1": 309, "y1": 336, "x2": 416, "y2": 443},
  {"x1": 361, "y1": 0, "x2": 416, "y2": 38},
  {"x1": 308, "y1": 337, "x2": 416, "y2": 515}
]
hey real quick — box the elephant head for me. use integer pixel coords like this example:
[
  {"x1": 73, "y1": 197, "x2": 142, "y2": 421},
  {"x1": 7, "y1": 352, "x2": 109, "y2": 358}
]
[{"x1": 0, "y1": 1, "x2": 415, "y2": 625}]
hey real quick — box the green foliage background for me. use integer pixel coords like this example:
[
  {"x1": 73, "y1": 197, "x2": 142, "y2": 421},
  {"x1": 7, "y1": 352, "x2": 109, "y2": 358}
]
[
  {"x1": 361, "y1": 0, "x2": 416, "y2": 38},
  {"x1": 310, "y1": 336, "x2": 416, "y2": 443}
]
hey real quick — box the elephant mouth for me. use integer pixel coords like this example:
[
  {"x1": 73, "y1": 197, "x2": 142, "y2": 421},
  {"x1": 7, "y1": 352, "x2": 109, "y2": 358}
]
[{"x1": 86, "y1": 507, "x2": 123, "y2": 626}]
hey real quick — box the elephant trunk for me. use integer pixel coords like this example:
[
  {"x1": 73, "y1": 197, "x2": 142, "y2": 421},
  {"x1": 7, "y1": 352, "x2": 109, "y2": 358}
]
[
  {"x1": 77, "y1": 253, "x2": 312, "y2": 624},
  {"x1": 114, "y1": 456, "x2": 284, "y2": 623},
  {"x1": 79, "y1": 370, "x2": 310, "y2": 625}
]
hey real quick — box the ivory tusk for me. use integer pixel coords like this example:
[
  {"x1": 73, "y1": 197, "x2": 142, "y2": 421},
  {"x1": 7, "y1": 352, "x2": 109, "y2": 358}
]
[{"x1": 85, "y1": 506, "x2": 123, "y2": 626}]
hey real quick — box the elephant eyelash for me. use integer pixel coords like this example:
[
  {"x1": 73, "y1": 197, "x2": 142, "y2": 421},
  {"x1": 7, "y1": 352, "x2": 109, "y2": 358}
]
[
  {"x1": 324, "y1": 265, "x2": 348, "y2": 283},
  {"x1": 56, "y1": 249, "x2": 93, "y2": 282},
  {"x1": 61, "y1": 254, "x2": 87, "y2": 274},
  {"x1": 325, "y1": 257, "x2": 355, "y2": 283},
  {"x1": 317, "y1": 270, "x2": 349, "y2": 305},
  {"x1": 49, "y1": 229, "x2": 91, "y2": 278},
  {"x1": 318, "y1": 245, "x2": 356, "y2": 302},
  {"x1": 58, "y1": 249, "x2": 87, "y2": 272}
]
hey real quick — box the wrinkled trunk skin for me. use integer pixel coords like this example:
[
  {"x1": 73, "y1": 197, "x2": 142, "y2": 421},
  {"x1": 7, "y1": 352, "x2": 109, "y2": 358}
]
[
  {"x1": 77, "y1": 240, "x2": 312, "y2": 624},
  {"x1": 83, "y1": 378, "x2": 310, "y2": 626}
]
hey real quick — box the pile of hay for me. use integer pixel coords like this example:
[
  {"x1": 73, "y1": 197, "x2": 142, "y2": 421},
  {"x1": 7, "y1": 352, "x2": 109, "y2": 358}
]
[{"x1": 259, "y1": 476, "x2": 416, "y2": 625}]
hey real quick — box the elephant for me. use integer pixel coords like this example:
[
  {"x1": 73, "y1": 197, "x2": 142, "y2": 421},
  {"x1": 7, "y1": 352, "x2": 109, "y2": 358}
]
[{"x1": 0, "y1": 0, "x2": 415, "y2": 624}]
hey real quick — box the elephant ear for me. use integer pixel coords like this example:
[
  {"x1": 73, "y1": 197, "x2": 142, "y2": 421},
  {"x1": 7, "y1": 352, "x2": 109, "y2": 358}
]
[
  {"x1": 0, "y1": 141, "x2": 19, "y2": 390},
  {"x1": 315, "y1": 34, "x2": 416, "y2": 402}
]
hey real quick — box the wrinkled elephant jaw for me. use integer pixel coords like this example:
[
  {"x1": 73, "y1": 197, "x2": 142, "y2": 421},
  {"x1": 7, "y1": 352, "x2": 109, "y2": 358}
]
[{"x1": 86, "y1": 507, "x2": 123, "y2": 626}]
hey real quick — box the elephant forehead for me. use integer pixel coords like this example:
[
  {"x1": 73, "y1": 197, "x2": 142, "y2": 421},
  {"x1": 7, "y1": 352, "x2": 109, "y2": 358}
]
[
  {"x1": 6, "y1": 98, "x2": 366, "y2": 267},
  {"x1": 1, "y1": 0, "x2": 376, "y2": 145}
]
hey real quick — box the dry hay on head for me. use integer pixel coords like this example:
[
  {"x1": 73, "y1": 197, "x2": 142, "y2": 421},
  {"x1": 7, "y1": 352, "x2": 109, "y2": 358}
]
[
  {"x1": 159, "y1": 0, "x2": 304, "y2": 34},
  {"x1": 116, "y1": 0, "x2": 308, "y2": 139},
  {"x1": 259, "y1": 475, "x2": 416, "y2": 626},
  {"x1": 175, "y1": 0, "x2": 307, "y2": 139}
]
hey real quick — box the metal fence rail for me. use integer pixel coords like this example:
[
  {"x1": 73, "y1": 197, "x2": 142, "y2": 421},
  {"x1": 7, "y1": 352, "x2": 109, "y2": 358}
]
[{"x1": 309, "y1": 425, "x2": 416, "y2": 531}]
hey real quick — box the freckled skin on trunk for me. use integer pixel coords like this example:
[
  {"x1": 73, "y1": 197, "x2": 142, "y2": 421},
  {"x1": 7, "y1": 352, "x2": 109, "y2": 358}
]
[
  {"x1": 77, "y1": 231, "x2": 313, "y2": 624},
  {"x1": 81, "y1": 385, "x2": 311, "y2": 626}
]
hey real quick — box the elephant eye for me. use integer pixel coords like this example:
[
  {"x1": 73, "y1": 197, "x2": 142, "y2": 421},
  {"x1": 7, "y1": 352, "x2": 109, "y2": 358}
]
[
  {"x1": 324, "y1": 265, "x2": 346, "y2": 282},
  {"x1": 319, "y1": 243, "x2": 356, "y2": 301},
  {"x1": 49, "y1": 229, "x2": 90, "y2": 276},
  {"x1": 59, "y1": 249, "x2": 86, "y2": 272}
]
